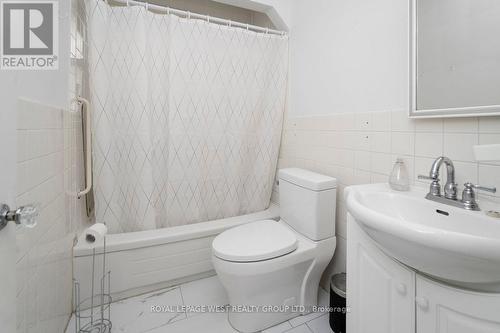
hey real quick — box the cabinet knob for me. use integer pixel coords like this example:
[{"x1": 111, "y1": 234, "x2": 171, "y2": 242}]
[
  {"x1": 415, "y1": 296, "x2": 429, "y2": 311},
  {"x1": 396, "y1": 283, "x2": 407, "y2": 295}
]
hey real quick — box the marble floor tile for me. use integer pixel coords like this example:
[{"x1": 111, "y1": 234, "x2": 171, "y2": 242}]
[
  {"x1": 66, "y1": 286, "x2": 186, "y2": 333},
  {"x1": 289, "y1": 288, "x2": 329, "y2": 327},
  {"x1": 65, "y1": 277, "x2": 334, "y2": 333},
  {"x1": 148, "y1": 311, "x2": 237, "y2": 333},
  {"x1": 262, "y1": 320, "x2": 293, "y2": 333},
  {"x1": 286, "y1": 324, "x2": 313, "y2": 333},
  {"x1": 180, "y1": 275, "x2": 229, "y2": 317},
  {"x1": 306, "y1": 314, "x2": 333, "y2": 333}
]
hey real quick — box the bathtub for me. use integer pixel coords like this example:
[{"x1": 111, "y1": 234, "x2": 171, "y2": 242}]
[{"x1": 73, "y1": 204, "x2": 279, "y2": 302}]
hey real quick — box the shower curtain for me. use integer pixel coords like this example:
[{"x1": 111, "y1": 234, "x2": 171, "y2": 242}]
[{"x1": 86, "y1": 1, "x2": 289, "y2": 233}]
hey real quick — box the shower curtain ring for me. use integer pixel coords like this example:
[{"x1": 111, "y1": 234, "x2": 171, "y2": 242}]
[
  {"x1": 207, "y1": 15, "x2": 210, "y2": 23},
  {"x1": 145, "y1": 2, "x2": 149, "y2": 11},
  {"x1": 187, "y1": 11, "x2": 191, "y2": 19},
  {"x1": 126, "y1": 0, "x2": 129, "y2": 7}
]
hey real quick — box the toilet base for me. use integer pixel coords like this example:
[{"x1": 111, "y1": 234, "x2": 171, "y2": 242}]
[{"x1": 213, "y1": 232, "x2": 336, "y2": 333}]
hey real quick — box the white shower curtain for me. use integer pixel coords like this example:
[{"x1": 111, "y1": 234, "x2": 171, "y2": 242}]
[{"x1": 86, "y1": 1, "x2": 289, "y2": 233}]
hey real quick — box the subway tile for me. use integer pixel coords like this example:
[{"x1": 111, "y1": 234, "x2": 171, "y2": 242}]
[
  {"x1": 16, "y1": 98, "x2": 73, "y2": 333},
  {"x1": 370, "y1": 132, "x2": 391, "y2": 153},
  {"x1": 336, "y1": 206, "x2": 347, "y2": 239},
  {"x1": 354, "y1": 151, "x2": 371, "y2": 171},
  {"x1": 352, "y1": 132, "x2": 370, "y2": 151},
  {"x1": 370, "y1": 153, "x2": 393, "y2": 175},
  {"x1": 391, "y1": 111, "x2": 415, "y2": 132},
  {"x1": 320, "y1": 132, "x2": 342, "y2": 148},
  {"x1": 314, "y1": 115, "x2": 337, "y2": 131},
  {"x1": 479, "y1": 133, "x2": 500, "y2": 145},
  {"x1": 414, "y1": 157, "x2": 436, "y2": 184},
  {"x1": 415, "y1": 132, "x2": 443, "y2": 158},
  {"x1": 371, "y1": 111, "x2": 391, "y2": 131},
  {"x1": 295, "y1": 130, "x2": 318, "y2": 146},
  {"x1": 314, "y1": 163, "x2": 339, "y2": 179},
  {"x1": 354, "y1": 112, "x2": 372, "y2": 130},
  {"x1": 453, "y1": 161, "x2": 478, "y2": 190},
  {"x1": 371, "y1": 172, "x2": 389, "y2": 184},
  {"x1": 443, "y1": 133, "x2": 479, "y2": 162},
  {"x1": 17, "y1": 130, "x2": 28, "y2": 162},
  {"x1": 335, "y1": 149, "x2": 355, "y2": 168},
  {"x1": 478, "y1": 164, "x2": 500, "y2": 198},
  {"x1": 293, "y1": 117, "x2": 318, "y2": 131},
  {"x1": 479, "y1": 117, "x2": 500, "y2": 133},
  {"x1": 443, "y1": 117, "x2": 478, "y2": 133},
  {"x1": 391, "y1": 132, "x2": 415, "y2": 156},
  {"x1": 336, "y1": 166, "x2": 355, "y2": 185},
  {"x1": 335, "y1": 113, "x2": 356, "y2": 131},
  {"x1": 415, "y1": 118, "x2": 443, "y2": 133},
  {"x1": 353, "y1": 169, "x2": 371, "y2": 185},
  {"x1": 282, "y1": 130, "x2": 298, "y2": 146}
]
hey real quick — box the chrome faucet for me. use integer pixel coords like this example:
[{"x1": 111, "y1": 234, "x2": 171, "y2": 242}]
[
  {"x1": 418, "y1": 156, "x2": 496, "y2": 210},
  {"x1": 428, "y1": 156, "x2": 458, "y2": 199}
]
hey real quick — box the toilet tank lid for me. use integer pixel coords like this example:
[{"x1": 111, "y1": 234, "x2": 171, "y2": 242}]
[{"x1": 279, "y1": 168, "x2": 337, "y2": 191}]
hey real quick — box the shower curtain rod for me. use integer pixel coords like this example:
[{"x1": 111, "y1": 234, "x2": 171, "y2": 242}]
[{"x1": 106, "y1": 0, "x2": 287, "y2": 36}]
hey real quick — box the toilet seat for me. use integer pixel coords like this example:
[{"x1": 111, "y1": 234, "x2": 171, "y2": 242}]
[{"x1": 212, "y1": 220, "x2": 298, "y2": 262}]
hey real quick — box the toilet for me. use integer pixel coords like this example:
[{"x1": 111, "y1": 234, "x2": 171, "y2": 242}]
[{"x1": 212, "y1": 168, "x2": 337, "y2": 332}]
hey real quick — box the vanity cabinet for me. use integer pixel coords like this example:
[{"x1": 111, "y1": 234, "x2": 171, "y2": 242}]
[
  {"x1": 416, "y1": 276, "x2": 500, "y2": 333},
  {"x1": 346, "y1": 215, "x2": 415, "y2": 333},
  {"x1": 347, "y1": 214, "x2": 500, "y2": 333}
]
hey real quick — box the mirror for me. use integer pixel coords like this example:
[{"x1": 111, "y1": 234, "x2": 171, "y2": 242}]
[{"x1": 410, "y1": 0, "x2": 500, "y2": 117}]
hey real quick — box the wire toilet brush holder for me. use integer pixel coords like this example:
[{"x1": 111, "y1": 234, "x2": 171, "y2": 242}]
[{"x1": 73, "y1": 237, "x2": 112, "y2": 333}]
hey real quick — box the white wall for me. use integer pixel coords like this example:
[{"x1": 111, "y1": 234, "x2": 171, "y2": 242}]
[
  {"x1": 215, "y1": 0, "x2": 291, "y2": 30},
  {"x1": 289, "y1": 0, "x2": 409, "y2": 116}
]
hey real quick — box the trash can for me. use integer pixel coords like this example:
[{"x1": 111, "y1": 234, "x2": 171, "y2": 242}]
[{"x1": 329, "y1": 273, "x2": 346, "y2": 333}]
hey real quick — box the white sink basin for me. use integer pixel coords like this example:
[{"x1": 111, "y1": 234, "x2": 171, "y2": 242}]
[{"x1": 345, "y1": 183, "x2": 500, "y2": 291}]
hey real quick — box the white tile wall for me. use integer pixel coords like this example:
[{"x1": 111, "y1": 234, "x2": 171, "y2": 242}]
[
  {"x1": 16, "y1": 2, "x2": 100, "y2": 330},
  {"x1": 16, "y1": 99, "x2": 74, "y2": 333},
  {"x1": 69, "y1": 0, "x2": 91, "y2": 233},
  {"x1": 275, "y1": 110, "x2": 500, "y2": 288}
]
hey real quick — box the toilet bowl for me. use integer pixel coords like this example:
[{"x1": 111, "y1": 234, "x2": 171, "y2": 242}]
[{"x1": 212, "y1": 168, "x2": 337, "y2": 332}]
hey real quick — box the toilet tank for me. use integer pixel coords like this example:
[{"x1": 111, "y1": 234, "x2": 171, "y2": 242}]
[{"x1": 278, "y1": 168, "x2": 337, "y2": 241}]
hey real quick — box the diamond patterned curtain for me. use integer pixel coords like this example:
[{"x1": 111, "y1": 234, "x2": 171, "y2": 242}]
[{"x1": 87, "y1": 1, "x2": 289, "y2": 233}]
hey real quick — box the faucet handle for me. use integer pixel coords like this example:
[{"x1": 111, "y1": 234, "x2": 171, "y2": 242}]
[
  {"x1": 418, "y1": 175, "x2": 440, "y2": 182},
  {"x1": 462, "y1": 183, "x2": 497, "y2": 210},
  {"x1": 463, "y1": 182, "x2": 497, "y2": 194}
]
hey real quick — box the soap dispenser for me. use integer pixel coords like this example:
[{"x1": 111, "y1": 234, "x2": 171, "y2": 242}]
[{"x1": 389, "y1": 158, "x2": 410, "y2": 191}]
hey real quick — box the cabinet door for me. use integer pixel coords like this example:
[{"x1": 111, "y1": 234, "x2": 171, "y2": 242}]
[
  {"x1": 347, "y1": 214, "x2": 415, "y2": 333},
  {"x1": 417, "y1": 275, "x2": 500, "y2": 333}
]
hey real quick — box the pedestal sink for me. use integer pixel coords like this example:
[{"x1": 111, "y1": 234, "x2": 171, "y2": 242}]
[{"x1": 345, "y1": 183, "x2": 500, "y2": 292}]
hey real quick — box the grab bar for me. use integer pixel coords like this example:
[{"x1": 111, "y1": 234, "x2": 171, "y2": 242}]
[{"x1": 74, "y1": 97, "x2": 93, "y2": 199}]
